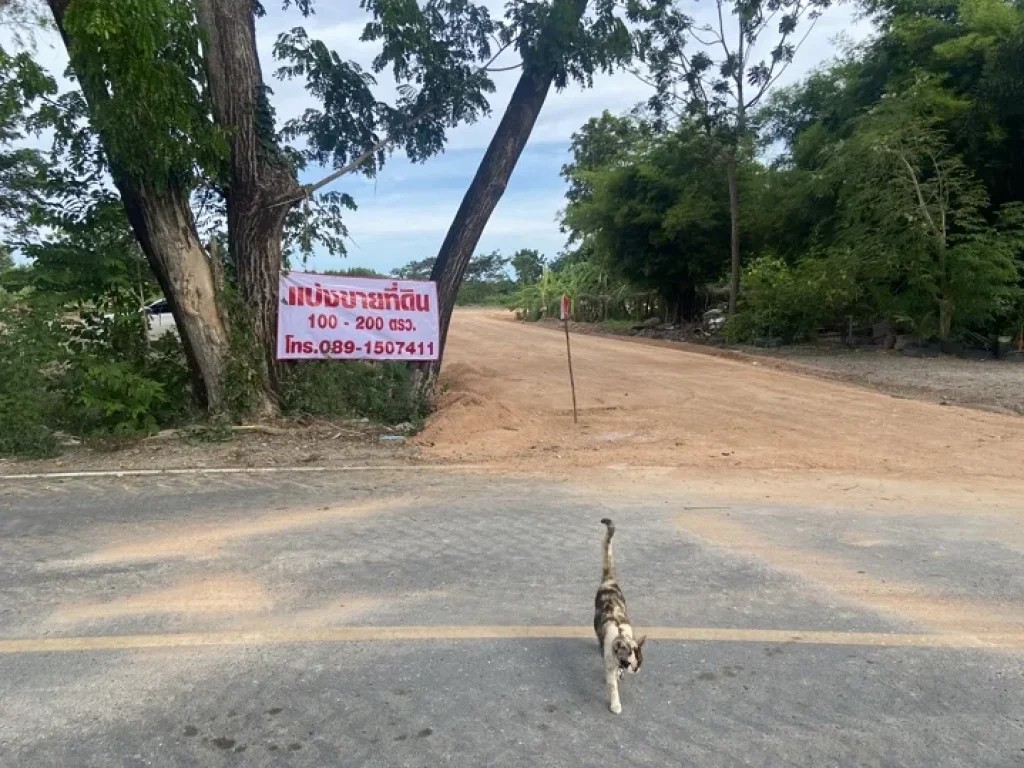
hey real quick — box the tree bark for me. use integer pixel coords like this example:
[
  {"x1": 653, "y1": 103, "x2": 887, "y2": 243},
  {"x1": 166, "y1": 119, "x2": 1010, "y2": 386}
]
[
  {"x1": 197, "y1": 0, "x2": 303, "y2": 414},
  {"x1": 725, "y1": 152, "x2": 741, "y2": 316},
  {"x1": 47, "y1": 0, "x2": 230, "y2": 410},
  {"x1": 409, "y1": 0, "x2": 589, "y2": 398},
  {"x1": 432, "y1": 69, "x2": 555, "y2": 351},
  {"x1": 122, "y1": 183, "x2": 230, "y2": 408},
  {"x1": 414, "y1": 71, "x2": 554, "y2": 395},
  {"x1": 937, "y1": 297, "x2": 953, "y2": 341}
]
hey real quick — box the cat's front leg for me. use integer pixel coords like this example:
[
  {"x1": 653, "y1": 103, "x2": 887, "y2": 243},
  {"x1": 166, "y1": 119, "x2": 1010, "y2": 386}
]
[{"x1": 604, "y1": 652, "x2": 622, "y2": 714}]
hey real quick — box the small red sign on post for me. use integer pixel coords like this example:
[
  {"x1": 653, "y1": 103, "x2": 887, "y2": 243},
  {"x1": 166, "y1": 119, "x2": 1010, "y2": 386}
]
[{"x1": 560, "y1": 295, "x2": 570, "y2": 321}]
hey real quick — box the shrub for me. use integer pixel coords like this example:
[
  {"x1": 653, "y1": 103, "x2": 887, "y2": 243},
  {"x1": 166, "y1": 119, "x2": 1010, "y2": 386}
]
[
  {"x1": 141, "y1": 333, "x2": 194, "y2": 425},
  {"x1": 61, "y1": 360, "x2": 169, "y2": 436},
  {"x1": 279, "y1": 360, "x2": 427, "y2": 425},
  {"x1": 727, "y1": 254, "x2": 859, "y2": 343},
  {"x1": 0, "y1": 297, "x2": 192, "y2": 457},
  {"x1": 0, "y1": 301, "x2": 65, "y2": 457}
]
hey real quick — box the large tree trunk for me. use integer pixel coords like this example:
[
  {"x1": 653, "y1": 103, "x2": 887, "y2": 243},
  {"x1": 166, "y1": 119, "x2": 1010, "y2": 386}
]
[
  {"x1": 417, "y1": 71, "x2": 555, "y2": 393},
  {"x1": 121, "y1": 182, "x2": 229, "y2": 408},
  {"x1": 413, "y1": 0, "x2": 589, "y2": 398},
  {"x1": 47, "y1": 0, "x2": 229, "y2": 410},
  {"x1": 197, "y1": 0, "x2": 303, "y2": 414},
  {"x1": 725, "y1": 152, "x2": 741, "y2": 316}
]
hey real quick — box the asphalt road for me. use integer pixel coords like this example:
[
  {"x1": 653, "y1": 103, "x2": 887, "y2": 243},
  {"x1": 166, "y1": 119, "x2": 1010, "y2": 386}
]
[{"x1": 1, "y1": 468, "x2": 1023, "y2": 767}]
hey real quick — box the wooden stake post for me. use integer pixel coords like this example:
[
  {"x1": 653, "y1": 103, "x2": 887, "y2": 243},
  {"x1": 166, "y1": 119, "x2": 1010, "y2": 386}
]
[{"x1": 560, "y1": 295, "x2": 578, "y2": 424}]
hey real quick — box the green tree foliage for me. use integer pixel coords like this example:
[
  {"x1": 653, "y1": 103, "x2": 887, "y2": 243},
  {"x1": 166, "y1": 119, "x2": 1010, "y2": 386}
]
[
  {"x1": 321, "y1": 266, "x2": 388, "y2": 278},
  {"x1": 510, "y1": 261, "x2": 662, "y2": 322},
  {"x1": 392, "y1": 257, "x2": 437, "y2": 281},
  {"x1": 18, "y1": 193, "x2": 158, "y2": 305},
  {"x1": 828, "y1": 84, "x2": 1023, "y2": 339},
  {"x1": 629, "y1": 0, "x2": 834, "y2": 313},
  {"x1": 511, "y1": 248, "x2": 546, "y2": 284},
  {"x1": 561, "y1": 112, "x2": 653, "y2": 215},
  {"x1": 457, "y1": 250, "x2": 513, "y2": 304},
  {"x1": 0, "y1": 45, "x2": 54, "y2": 223},
  {"x1": 541, "y1": 0, "x2": 1024, "y2": 346},
  {"x1": 728, "y1": 0, "x2": 1024, "y2": 343},
  {"x1": 392, "y1": 251, "x2": 515, "y2": 305},
  {"x1": 562, "y1": 118, "x2": 734, "y2": 319}
]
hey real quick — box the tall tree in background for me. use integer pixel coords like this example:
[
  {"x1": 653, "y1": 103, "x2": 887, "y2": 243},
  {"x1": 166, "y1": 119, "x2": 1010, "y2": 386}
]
[
  {"x1": 511, "y1": 248, "x2": 546, "y2": 284},
  {"x1": 828, "y1": 81, "x2": 1024, "y2": 340},
  {"x1": 631, "y1": 0, "x2": 832, "y2": 314},
  {"x1": 562, "y1": 121, "x2": 733, "y2": 319}
]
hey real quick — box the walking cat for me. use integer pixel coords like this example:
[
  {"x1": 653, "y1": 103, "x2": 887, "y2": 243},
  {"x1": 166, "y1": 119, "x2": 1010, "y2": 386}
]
[{"x1": 594, "y1": 518, "x2": 646, "y2": 714}]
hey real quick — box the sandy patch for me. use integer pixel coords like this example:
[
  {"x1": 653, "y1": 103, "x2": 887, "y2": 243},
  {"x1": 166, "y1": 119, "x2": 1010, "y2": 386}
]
[
  {"x1": 675, "y1": 512, "x2": 1024, "y2": 635},
  {"x1": 68, "y1": 494, "x2": 422, "y2": 566},
  {"x1": 51, "y1": 576, "x2": 272, "y2": 623}
]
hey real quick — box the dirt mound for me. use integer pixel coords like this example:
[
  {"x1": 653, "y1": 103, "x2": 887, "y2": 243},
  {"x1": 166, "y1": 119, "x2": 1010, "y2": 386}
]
[{"x1": 415, "y1": 361, "x2": 524, "y2": 454}]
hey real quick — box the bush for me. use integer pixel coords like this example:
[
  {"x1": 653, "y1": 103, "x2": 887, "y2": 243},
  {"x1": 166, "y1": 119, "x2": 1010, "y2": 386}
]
[
  {"x1": 61, "y1": 360, "x2": 169, "y2": 436},
  {"x1": 279, "y1": 360, "x2": 427, "y2": 425},
  {"x1": 0, "y1": 301, "x2": 65, "y2": 457},
  {"x1": 0, "y1": 357, "x2": 61, "y2": 457},
  {"x1": 0, "y1": 297, "x2": 192, "y2": 457},
  {"x1": 727, "y1": 254, "x2": 858, "y2": 343},
  {"x1": 141, "y1": 333, "x2": 194, "y2": 425}
]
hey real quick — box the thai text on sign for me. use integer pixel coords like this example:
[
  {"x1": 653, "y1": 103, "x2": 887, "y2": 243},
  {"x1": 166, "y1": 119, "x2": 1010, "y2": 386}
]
[{"x1": 276, "y1": 272, "x2": 440, "y2": 360}]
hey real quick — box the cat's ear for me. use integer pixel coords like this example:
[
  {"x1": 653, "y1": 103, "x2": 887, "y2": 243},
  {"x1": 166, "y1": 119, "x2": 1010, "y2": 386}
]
[{"x1": 637, "y1": 635, "x2": 647, "y2": 648}]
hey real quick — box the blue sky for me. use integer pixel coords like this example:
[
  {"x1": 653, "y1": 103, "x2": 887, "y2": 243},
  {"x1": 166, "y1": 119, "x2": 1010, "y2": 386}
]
[{"x1": 11, "y1": 1, "x2": 870, "y2": 275}]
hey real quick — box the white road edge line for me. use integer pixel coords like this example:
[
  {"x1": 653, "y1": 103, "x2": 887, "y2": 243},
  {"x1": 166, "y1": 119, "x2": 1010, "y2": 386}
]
[{"x1": 0, "y1": 465, "x2": 489, "y2": 481}]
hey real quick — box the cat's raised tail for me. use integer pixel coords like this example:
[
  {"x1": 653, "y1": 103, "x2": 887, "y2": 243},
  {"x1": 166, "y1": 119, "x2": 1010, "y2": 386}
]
[{"x1": 601, "y1": 518, "x2": 615, "y2": 577}]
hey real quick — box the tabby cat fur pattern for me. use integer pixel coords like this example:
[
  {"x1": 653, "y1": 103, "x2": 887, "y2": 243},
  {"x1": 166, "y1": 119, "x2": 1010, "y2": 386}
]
[{"x1": 594, "y1": 518, "x2": 646, "y2": 714}]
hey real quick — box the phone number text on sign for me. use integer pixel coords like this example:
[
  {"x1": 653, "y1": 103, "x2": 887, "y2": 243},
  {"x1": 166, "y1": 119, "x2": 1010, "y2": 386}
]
[{"x1": 276, "y1": 272, "x2": 440, "y2": 361}]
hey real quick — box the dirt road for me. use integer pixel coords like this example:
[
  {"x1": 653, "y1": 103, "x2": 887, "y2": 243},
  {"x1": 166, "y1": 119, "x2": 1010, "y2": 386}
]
[{"x1": 420, "y1": 309, "x2": 1024, "y2": 492}]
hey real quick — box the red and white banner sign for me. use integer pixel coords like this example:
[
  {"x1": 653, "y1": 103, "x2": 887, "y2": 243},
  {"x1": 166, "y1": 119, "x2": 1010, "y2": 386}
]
[
  {"x1": 276, "y1": 272, "x2": 439, "y2": 361},
  {"x1": 560, "y1": 295, "x2": 570, "y2": 321}
]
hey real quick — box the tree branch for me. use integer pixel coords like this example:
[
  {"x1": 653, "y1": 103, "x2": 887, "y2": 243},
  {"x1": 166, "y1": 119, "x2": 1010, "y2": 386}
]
[
  {"x1": 749, "y1": 5, "x2": 782, "y2": 45},
  {"x1": 269, "y1": 126, "x2": 401, "y2": 209},
  {"x1": 715, "y1": 0, "x2": 733, "y2": 59},
  {"x1": 482, "y1": 39, "x2": 513, "y2": 70},
  {"x1": 486, "y1": 62, "x2": 524, "y2": 72},
  {"x1": 894, "y1": 148, "x2": 942, "y2": 246},
  {"x1": 925, "y1": 148, "x2": 947, "y2": 242},
  {"x1": 269, "y1": 44, "x2": 511, "y2": 210},
  {"x1": 744, "y1": 6, "x2": 818, "y2": 112},
  {"x1": 690, "y1": 27, "x2": 719, "y2": 47}
]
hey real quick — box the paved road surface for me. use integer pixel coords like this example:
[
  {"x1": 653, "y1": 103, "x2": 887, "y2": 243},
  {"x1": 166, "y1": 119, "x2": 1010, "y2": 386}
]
[{"x1": 2, "y1": 469, "x2": 1023, "y2": 766}]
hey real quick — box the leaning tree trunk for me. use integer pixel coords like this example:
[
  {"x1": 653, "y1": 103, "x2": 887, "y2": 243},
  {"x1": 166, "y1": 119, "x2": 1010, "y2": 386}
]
[
  {"x1": 197, "y1": 0, "x2": 303, "y2": 414},
  {"x1": 725, "y1": 152, "x2": 741, "y2": 316},
  {"x1": 48, "y1": 0, "x2": 230, "y2": 410},
  {"x1": 416, "y1": 70, "x2": 556, "y2": 394},
  {"x1": 412, "y1": 0, "x2": 590, "y2": 399},
  {"x1": 122, "y1": 182, "x2": 230, "y2": 408}
]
